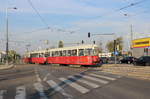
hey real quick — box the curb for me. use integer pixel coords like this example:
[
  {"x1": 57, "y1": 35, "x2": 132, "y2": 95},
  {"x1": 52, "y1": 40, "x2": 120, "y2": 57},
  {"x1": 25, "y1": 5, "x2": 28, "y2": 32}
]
[{"x1": 0, "y1": 64, "x2": 15, "y2": 70}]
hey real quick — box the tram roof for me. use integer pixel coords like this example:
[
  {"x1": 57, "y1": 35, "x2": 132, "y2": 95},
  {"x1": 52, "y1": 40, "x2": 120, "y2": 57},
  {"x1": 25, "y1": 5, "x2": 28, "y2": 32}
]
[
  {"x1": 30, "y1": 49, "x2": 46, "y2": 54},
  {"x1": 48, "y1": 44, "x2": 98, "y2": 51}
]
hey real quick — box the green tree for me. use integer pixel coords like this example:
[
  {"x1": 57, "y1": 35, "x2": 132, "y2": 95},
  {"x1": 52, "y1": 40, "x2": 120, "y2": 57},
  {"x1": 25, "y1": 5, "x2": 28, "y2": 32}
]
[
  {"x1": 8, "y1": 50, "x2": 21, "y2": 63},
  {"x1": 98, "y1": 41, "x2": 103, "y2": 53},
  {"x1": 106, "y1": 37, "x2": 123, "y2": 52},
  {"x1": 58, "y1": 40, "x2": 64, "y2": 48}
]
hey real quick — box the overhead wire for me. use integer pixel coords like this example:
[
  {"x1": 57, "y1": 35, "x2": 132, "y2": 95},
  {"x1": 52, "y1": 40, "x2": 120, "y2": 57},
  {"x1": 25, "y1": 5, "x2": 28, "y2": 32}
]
[
  {"x1": 117, "y1": 0, "x2": 148, "y2": 11},
  {"x1": 26, "y1": 0, "x2": 76, "y2": 34},
  {"x1": 89, "y1": 0, "x2": 148, "y2": 20},
  {"x1": 27, "y1": 0, "x2": 49, "y2": 28}
]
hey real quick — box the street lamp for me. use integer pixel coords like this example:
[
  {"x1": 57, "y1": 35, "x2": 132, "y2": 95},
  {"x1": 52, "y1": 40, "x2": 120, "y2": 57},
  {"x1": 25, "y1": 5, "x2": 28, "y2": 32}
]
[
  {"x1": 6, "y1": 7, "x2": 17, "y2": 64},
  {"x1": 124, "y1": 13, "x2": 133, "y2": 56}
]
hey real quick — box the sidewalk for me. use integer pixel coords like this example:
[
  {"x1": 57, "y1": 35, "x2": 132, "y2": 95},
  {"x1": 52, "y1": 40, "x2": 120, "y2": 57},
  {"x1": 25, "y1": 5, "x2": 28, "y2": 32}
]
[
  {"x1": 0, "y1": 64, "x2": 14, "y2": 70},
  {"x1": 100, "y1": 64, "x2": 150, "y2": 80}
]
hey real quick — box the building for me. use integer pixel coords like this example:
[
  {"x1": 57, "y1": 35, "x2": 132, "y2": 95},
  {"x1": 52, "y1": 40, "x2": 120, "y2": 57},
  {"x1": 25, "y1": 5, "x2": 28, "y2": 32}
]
[
  {"x1": 99, "y1": 53, "x2": 112, "y2": 57},
  {"x1": 0, "y1": 51, "x2": 6, "y2": 63},
  {"x1": 132, "y1": 37, "x2": 150, "y2": 58}
]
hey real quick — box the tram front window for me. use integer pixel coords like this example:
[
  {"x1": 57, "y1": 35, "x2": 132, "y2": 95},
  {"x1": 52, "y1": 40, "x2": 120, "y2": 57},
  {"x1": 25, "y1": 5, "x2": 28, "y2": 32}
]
[{"x1": 93, "y1": 47, "x2": 99, "y2": 56}]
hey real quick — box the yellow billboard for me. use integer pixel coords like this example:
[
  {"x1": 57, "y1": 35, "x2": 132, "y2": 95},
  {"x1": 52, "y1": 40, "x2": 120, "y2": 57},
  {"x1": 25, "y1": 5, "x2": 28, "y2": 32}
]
[{"x1": 132, "y1": 37, "x2": 150, "y2": 48}]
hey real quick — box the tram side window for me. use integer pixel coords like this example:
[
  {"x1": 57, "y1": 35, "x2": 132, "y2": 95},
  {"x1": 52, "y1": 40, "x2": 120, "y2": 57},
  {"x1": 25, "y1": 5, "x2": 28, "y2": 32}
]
[
  {"x1": 67, "y1": 50, "x2": 71, "y2": 56},
  {"x1": 79, "y1": 49, "x2": 84, "y2": 56},
  {"x1": 45, "y1": 52, "x2": 49, "y2": 57},
  {"x1": 85, "y1": 48, "x2": 93, "y2": 56},
  {"x1": 72, "y1": 49, "x2": 77, "y2": 56},
  {"x1": 62, "y1": 50, "x2": 66, "y2": 56},
  {"x1": 39, "y1": 53, "x2": 42, "y2": 57},
  {"x1": 31, "y1": 53, "x2": 38, "y2": 57},
  {"x1": 55, "y1": 51, "x2": 59, "y2": 56},
  {"x1": 59, "y1": 51, "x2": 63, "y2": 56},
  {"x1": 52, "y1": 51, "x2": 55, "y2": 57}
]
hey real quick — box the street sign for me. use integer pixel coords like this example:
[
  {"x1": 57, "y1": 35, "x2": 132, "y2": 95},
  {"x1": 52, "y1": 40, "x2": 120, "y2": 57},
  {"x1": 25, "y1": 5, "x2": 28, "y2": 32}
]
[{"x1": 113, "y1": 51, "x2": 119, "y2": 55}]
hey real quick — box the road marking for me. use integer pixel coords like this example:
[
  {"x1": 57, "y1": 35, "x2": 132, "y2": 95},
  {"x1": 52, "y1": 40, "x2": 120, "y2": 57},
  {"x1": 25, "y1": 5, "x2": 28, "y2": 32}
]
[
  {"x1": 68, "y1": 76, "x2": 99, "y2": 88},
  {"x1": 0, "y1": 90, "x2": 6, "y2": 99},
  {"x1": 59, "y1": 77, "x2": 89, "y2": 94},
  {"x1": 89, "y1": 73, "x2": 116, "y2": 80},
  {"x1": 80, "y1": 75, "x2": 109, "y2": 84},
  {"x1": 43, "y1": 73, "x2": 50, "y2": 81},
  {"x1": 34, "y1": 83, "x2": 48, "y2": 99},
  {"x1": 34, "y1": 69, "x2": 42, "y2": 82},
  {"x1": 36, "y1": 74, "x2": 42, "y2": 82},
  {"x1": 47, "y1": 80, "x2": 73, "y2": 99},
  {"x1": 15, "y1": 86, "x2": 26, "y2": 99},
  {"x1": 99, "y1": 71, "x2": 122, "y2": 78}
]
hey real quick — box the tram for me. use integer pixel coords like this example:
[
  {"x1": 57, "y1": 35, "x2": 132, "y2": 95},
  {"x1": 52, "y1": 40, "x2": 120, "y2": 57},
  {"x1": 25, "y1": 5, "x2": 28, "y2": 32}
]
[{"x1": 23, "y1": 44, "x2": 101, "y2": 66}]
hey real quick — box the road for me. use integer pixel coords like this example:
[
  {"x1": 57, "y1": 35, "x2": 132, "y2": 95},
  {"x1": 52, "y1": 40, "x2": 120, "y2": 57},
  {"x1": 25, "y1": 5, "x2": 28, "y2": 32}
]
[{"x1": 0, "y1": 64, "x2": 150, "y2": 99}]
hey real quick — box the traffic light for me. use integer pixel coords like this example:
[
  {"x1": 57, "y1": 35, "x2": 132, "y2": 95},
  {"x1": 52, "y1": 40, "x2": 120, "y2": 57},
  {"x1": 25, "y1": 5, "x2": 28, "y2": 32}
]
[
  {"x1": 81, "y1": 40, "x2": 84, "y2": 44},
  {"x1": 88, "y1": 32, "x2": 90, "y2": 38},
  {"x1": 114, "y1": 40, "x2": 116, "y2": 52},
  {"x1": 93, "y1": 41, "x2": 95, "y2": 44}
]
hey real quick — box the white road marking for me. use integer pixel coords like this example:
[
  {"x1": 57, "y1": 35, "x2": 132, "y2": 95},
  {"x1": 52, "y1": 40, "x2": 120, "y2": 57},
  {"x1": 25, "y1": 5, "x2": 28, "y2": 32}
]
[
  {"x1": 0, "y1": 90, "x2": 6, "y2": 99},
  {"x1": 80, "y1": 75, "x2": 109, "y2": 84},
  {"x1": 34, "y1": 83, "x2": 48, "y2": 99},
  {"x1": 43, "y1": 73, "x2": 50, "y2": 81},
  {"x1": 34, "y1": 69, "x2": 42, "y2": 82},
  {"x1": 59, "y1": 77, "x2": 89, "y2": 94},
  {"x1": 68, "y1": 76, "x2": 99, "y2": 88},
  {"x1": 15, "y1": 86, "x2": 26, "y2": 99},
  {"x1": 47, "y1": 80, "x2": 73, "y2": 99},
  {"x1": 36, "y1": 74, "x2": 42, "y2": 82},
  {"x1": 98, "y1": 71, "x2": 122, "y2": 78},
  {"x1": 89, "y1": 73, "x2": 116, "y2": 80}
]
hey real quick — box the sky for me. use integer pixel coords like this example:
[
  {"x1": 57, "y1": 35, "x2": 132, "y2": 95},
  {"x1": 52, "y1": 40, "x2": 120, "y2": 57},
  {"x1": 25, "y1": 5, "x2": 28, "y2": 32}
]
[{"x1": 0, "y1": 0, "x2": 150, "y2": 54}]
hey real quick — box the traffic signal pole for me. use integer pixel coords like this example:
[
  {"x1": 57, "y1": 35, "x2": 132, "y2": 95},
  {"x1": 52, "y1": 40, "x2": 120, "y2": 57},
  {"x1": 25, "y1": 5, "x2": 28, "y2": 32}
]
[{"x1": 88, "y1": 32, "x2": 117, "y2": 64}]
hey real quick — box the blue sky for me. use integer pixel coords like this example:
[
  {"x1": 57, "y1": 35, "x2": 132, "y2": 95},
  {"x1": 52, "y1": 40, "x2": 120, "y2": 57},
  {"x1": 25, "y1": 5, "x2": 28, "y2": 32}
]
[{"x1": 0, "y1": 0, "x2": 150, "y2": 54}]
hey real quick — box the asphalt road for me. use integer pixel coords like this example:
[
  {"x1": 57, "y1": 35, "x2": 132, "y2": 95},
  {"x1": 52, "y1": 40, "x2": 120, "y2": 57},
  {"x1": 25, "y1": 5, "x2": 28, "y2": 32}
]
[{"x1": 0, "y1": 64, "x2": 150, "y2": 99}]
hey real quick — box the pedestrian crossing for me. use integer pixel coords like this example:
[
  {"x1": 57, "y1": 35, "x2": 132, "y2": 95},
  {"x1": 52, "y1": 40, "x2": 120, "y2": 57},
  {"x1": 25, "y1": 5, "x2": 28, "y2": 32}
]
[{"x1": 0, "y1": 73, "x2": 121, "y2": 99}]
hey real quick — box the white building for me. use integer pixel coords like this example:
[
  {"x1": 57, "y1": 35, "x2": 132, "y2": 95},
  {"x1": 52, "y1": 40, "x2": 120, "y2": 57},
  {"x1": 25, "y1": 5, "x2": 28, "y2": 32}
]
[
  {"x1": 99, "y1": 53, "x2": 112, "y2": 57},
  {"x1": 0, "y1": 51, "x2": 6, "y2": 63}
]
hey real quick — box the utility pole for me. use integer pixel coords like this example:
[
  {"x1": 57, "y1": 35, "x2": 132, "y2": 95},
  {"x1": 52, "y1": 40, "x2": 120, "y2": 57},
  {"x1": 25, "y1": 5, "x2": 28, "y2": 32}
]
[
  {"x1": 5, "y1": 7, "x2": 17, "y2": 65},
  {"x1": 130, "y1": 24, "x2": 133, "y2": 56},
  {"x1": 88, "y1": 32, "x2": 117, "y2": 64}
]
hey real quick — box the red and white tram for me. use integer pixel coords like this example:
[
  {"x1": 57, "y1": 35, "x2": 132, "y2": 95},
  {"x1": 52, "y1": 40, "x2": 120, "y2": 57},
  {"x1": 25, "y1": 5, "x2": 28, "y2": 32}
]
[{"x1": 23, "y1": 44, "x2": 101, "y2": 66}]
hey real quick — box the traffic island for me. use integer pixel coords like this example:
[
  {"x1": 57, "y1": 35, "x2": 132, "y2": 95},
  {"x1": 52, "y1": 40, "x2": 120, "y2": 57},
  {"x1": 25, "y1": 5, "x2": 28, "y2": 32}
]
[
  {"x1": 99, "y1": 64, "x2": 150, "y2": 80},
  {"x1": 0, "y1": 64, "x2": 14, "y2": 70}
]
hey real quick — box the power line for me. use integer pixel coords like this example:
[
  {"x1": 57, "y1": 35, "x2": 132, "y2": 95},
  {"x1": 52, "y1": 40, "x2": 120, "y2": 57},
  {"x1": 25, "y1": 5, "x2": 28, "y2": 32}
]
[
  {"x1": 26, "y1": 0, "x2": 77, "y2": 34},
  {"x1": 89, "y1": 0, "x2": 148, "y2": 20},
  {"x1": 117, "y1": 0, "x2": 147, "y2": 11},
  {"x1": 22, "y1": 27, "x2": 50, "y2": 34},
  {"x1": 27, "y1": 0, "x2": 49, "y2": 28}
]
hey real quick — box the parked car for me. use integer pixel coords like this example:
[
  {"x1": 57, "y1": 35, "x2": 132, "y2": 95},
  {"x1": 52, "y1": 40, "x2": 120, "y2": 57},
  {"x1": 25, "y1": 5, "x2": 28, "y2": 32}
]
[
  {"x1": 101, "y1": 57, "x2": 109, "y2": 64},
  {"x1": 120, "y1": 56, "x2": 136, "y2": 64},
  {"x1": 133, "y1": 56, "x2": 150, "y2": 66}
]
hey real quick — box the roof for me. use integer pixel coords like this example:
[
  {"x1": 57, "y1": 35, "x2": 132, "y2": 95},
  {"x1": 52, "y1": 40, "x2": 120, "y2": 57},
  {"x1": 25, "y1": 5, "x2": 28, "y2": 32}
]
[
  {"x1": 28, "y1": 44, "x2": 98, "y2": 54},
  {"x1": 47, "y1": 44, "x2": 98, "y2": 52}
]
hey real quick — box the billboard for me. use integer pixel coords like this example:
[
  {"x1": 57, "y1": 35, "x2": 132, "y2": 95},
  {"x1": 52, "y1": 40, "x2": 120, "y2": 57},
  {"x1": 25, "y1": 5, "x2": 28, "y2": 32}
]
[{"x1": 132, "y1": 37, "x2": 150, "y2": 48}]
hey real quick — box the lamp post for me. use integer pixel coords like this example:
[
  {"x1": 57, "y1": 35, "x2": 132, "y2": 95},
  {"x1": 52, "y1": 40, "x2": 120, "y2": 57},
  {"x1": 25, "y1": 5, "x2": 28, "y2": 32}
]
[
  {"x1": 124, "y1": 13, "x2": 133, "y2": 56},
  {"x1": 6, "y1": 7, "x2": 17, "y2": 64}
]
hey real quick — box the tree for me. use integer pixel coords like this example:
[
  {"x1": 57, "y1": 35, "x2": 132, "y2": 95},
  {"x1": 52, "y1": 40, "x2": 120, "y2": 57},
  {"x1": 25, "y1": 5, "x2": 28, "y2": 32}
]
[
  {"x1": 97, "y1": 41, "x2": 103, "y2": 53},
  {"x1": 8, "y1": 50, "x2": 21, "y2": 63},
  {"x1": 58, "y1": 40, "x2": 64, "y2": 48},
  {"x1": 106, "y1": 37, "x2": 123, "y2": 53}
]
